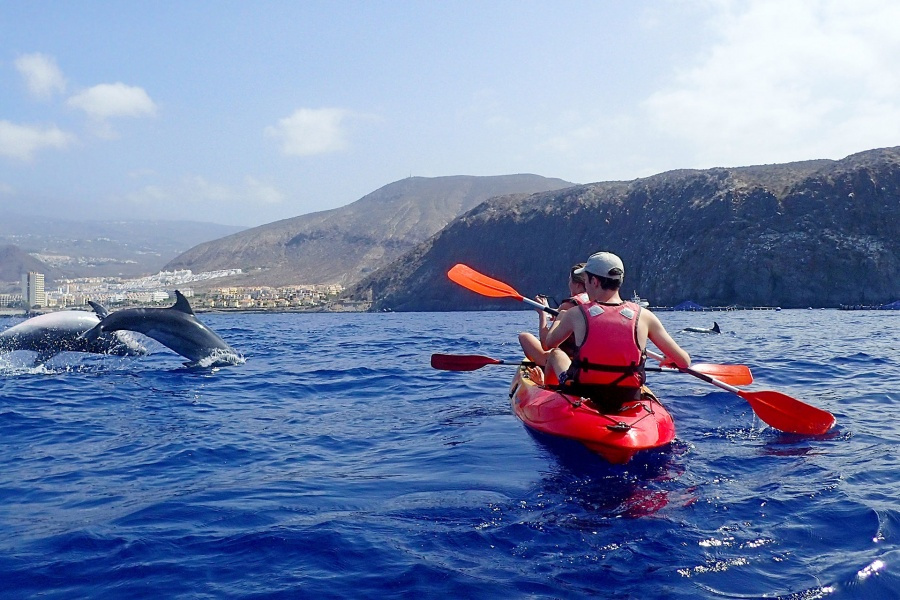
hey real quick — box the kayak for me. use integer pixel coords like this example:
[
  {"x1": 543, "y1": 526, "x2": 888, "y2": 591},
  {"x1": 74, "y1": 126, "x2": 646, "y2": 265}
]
[{"x1": 508, "y1": 365, "x2": 676, "y2": 464}]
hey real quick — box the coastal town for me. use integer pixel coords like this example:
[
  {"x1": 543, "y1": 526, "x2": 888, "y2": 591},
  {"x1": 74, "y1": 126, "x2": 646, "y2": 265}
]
[{"x1": 0, "y1": 269, "x2": 366, "y2": 315}]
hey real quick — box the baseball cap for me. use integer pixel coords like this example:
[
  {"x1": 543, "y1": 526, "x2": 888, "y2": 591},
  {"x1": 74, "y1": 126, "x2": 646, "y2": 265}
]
[{"x1": 573, "y1": 251, "x2": 624, "y2": 280}]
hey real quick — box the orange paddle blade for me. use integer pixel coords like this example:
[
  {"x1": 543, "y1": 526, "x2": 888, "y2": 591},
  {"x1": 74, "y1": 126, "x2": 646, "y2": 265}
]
[
  {"x1": 691, "y1": 363, "x2": 753, "y2": 386},
  {"x1": 447, "y1": 264, "x2": 524, "y2": 300},
  {"x1": 739, "y1": 390, "x2": 836, "y2": 435}
]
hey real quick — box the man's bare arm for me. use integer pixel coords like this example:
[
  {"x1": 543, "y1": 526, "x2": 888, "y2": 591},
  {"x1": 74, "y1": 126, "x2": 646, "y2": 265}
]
[
  {"x1": 544, "y1": 309, "x2": 576, "y2": 350},
  {"x1": 645, "y1": 312, "x2": 691, "y2": 368}
]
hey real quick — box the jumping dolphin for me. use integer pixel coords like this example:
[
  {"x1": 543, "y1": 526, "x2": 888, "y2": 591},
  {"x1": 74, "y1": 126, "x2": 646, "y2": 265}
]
[
  {"x1": 79, "y1": 290, "x2": 243, "y2": 368},
  {"x1": 0, "y1": 303, "x2": 147, "y2": 364},
  {"x1": 683, "y1": 321, "x2": 721, "y2": 334}
]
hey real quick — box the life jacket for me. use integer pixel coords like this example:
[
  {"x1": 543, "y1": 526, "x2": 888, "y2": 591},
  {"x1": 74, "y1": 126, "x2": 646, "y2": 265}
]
[
  {"x1": 561, "y1": 300, "x2": 646, "y2": 405},
  {"x1": 568, "y1": 292, "x2": 590, "y2": 306},
  {"x1": 557, "y1": 292, "x2": 590, "y2": 357},
  {"x1": 563, "y1": 292, "x2": 591, "y2": 304},
  {"x1": 541, "y1": 293, "x2": 591, "y2": 387}
]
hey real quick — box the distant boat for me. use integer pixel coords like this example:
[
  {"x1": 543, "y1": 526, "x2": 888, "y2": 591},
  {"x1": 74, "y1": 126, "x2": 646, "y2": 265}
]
[{"x1": 631, "y1": 291, "x2": 650, "y2": 308}]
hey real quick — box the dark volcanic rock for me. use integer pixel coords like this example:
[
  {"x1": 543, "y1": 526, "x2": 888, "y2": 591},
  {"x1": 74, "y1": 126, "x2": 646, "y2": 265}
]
[{"x1": 345, "y1": 148, "x2": 900, "y2": 310}]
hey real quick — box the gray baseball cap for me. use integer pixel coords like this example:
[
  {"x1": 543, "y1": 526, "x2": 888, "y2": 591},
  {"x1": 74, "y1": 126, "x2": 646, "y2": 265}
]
[{"x1": 573, "y1": 251, "x2": 624, "y2": 280}]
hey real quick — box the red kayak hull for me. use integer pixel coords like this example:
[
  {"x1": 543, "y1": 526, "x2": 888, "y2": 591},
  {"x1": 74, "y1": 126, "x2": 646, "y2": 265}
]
[{"x1": 508, "y1": 366, "x2": 676, "y2": 464}]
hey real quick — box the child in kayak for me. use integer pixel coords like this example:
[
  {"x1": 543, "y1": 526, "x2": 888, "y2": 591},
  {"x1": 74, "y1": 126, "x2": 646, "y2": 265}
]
[{"x1": 518, "y1": 263, "x2": 588, "y2": 377}]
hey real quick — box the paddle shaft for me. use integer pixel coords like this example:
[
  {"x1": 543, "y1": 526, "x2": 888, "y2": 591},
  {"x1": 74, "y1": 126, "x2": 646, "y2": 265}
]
[
  {"x1": 522, "y1": 296, "x2": 559, "y2": 316},
  {"x1": 681, "y1": 365, "x2": 741, "y2": 393}
]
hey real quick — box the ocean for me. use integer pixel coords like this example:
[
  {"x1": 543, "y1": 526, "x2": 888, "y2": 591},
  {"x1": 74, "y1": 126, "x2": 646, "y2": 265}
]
[{"x1": 0, "y1": 309, "x2": 897, "y2": 599}]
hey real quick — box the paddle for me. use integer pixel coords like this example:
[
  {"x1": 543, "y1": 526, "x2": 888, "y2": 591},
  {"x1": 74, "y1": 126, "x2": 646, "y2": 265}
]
[
  {"x1": 448, "y1": 262, "x2": 750, "y2": 378},
  {"x1": 431, "y1": 352, "x2": 753, "y2": 386},
  {"x1": 645, "y1": 349, "x2": 752, "y2": 386},
  {"x1": 682, "y1": 367, "x2": 836, "y2": 435},
  {"x1": 447, "y1": 263, "x2": 836, "y2": 435},
  {"x1": 448, "y1": 263, "x2": 554, "y2": 313},
  {"x1": 431, "y1": 353, "x2": 534, "y2": 371}
]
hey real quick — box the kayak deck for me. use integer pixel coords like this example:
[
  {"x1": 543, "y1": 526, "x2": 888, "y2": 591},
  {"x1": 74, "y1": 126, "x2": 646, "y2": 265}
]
[{"x1": 508, "y1": 365, "x2": 676, "y2": 464}]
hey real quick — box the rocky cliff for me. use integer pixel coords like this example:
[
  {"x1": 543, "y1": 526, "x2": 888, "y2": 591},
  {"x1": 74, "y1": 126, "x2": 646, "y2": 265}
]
[
  {"x1": 344, "y1": 147, "x2": 900, "y2": 310},
  {"x1": 163, "y1": 174, "x2": 573, "y2": 288}
]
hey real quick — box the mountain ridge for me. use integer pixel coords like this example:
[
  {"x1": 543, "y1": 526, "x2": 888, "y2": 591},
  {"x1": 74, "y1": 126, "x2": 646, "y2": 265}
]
[
  {"x1": 0, "y1": 214, "x2": 245, "y2": 282},
  {"x1": 162, "y1": 174, "x2": 574, "y2": 287},
  {"x1": 343, "y1": 147, "x2": 900, "y2": 310}
]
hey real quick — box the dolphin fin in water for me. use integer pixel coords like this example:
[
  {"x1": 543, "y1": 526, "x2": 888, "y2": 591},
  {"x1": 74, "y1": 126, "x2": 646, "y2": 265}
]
[
  {"x1": 683, "y1": 321, "x2": 721, "y2": 334},
  {"x1": 88, "y1": 301, "x2": 110, "y2": 319},
  {"x1": 170, "y1": 291, "x2": 195, "y2": 315}
]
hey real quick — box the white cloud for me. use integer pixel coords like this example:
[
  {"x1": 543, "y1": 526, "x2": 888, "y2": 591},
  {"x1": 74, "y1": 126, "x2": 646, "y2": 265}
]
[
  {"x1": 641, "y1": 0, "x2": 900, "y2": 166},
  {"x1": 265, "y1": 108, "x2": 352, "y2": 156},
  {"x1": 245, "y1": 176, "x2": 285, "y2": 205},
  {"x1": 67, "y1": 83, "x2": 158, "y2": 120},
  {"x1": 125, "y1": 175, "x2": 285, "y2": 210},
  {"x1": 0, "y1": 120, "x2": 75, "y2": 161},
  {"x1": 14, "y1": 53, "x2": 66, "y2": 100}
]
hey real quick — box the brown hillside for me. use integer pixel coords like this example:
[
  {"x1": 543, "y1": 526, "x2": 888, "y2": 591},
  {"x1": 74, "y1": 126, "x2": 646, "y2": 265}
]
[{"x1": 164, "y1": 174, "x2": 573, "y2": 287}]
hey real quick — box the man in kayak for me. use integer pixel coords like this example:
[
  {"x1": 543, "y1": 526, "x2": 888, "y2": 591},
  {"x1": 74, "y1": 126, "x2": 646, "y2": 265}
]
[
  {"x1": 540, "y1": 251, "x2": 691, "y2": 407},
  {"x1": 518, "y1": 262, "x2": 588, "y2": 372}
]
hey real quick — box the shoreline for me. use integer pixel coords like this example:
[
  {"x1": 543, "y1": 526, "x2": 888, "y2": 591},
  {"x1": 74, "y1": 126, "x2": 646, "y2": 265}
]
[{"x1": 3, "y1": 305, "x2": 898, "y2": 318}]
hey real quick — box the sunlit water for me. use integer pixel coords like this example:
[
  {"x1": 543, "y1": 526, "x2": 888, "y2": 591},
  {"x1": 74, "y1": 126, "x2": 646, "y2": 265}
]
[{"x1": 0, "y1": 309, "x2": 897, "y2": 598}]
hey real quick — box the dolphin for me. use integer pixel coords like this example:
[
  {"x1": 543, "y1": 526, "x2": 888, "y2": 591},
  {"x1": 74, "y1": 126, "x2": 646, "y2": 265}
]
[
  {"x1": 0, "y1": 303, "x2": 148, "y2": 364},
  {"x1": 79, "y1": 290, "x2": 243, "y2": 368},
  {"x1": 683, "y1": 321, "x2": 721, "y2": 334}
]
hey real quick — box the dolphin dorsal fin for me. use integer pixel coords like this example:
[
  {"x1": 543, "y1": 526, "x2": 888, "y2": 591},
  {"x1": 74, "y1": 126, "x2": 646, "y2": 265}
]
[
  {"x1": 170, "y1": 290, "x2": 195, "y2": 315},
  {"x1": 712, "y1": 322, "x2": 720, "y2": 333},
  {"x1": 88, "y1": 301, "x2": 110, "y2": 319}
]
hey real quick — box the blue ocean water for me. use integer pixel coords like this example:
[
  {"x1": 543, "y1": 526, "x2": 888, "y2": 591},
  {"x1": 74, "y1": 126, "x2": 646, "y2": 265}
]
[{"x1": 0, "y1": 309, "x2": 897, "y2": 599}]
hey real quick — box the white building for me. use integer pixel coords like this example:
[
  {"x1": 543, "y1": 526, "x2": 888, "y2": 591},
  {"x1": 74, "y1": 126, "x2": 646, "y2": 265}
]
[{"x1": 21, "y1": 272, "x2": 46, "y2": 308}]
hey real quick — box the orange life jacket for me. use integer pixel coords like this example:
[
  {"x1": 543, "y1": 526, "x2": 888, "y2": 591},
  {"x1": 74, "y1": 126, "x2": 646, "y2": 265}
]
[
  {"x1": 569, "y1": 292, "x2": 590, "y2": 306},
  {"x1": 567, "y1": 300, "x2": 646, "y2": 394},
  {"x1": 557, "y1": 292, "x2": 590, "y2": 357}
]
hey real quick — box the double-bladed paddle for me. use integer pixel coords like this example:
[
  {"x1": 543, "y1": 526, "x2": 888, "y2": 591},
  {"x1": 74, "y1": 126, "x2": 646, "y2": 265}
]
[
  {"x1": 446, "y1": 263, "x2": 836, "y2": 435},
  {"x1": 431, "y1": 353, "x2": 534, "y2": 371},
  {"x1": 431, "y1": 352, "x2": 753, "y2": 386}
]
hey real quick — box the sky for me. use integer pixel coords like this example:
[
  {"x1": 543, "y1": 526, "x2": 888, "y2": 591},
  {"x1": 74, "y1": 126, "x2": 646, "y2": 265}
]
[{"x1": 2, "y1": 1, "x2": 899, "y2": 228}]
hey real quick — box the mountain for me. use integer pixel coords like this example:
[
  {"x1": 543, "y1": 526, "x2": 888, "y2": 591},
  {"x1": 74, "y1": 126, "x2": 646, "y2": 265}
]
[
  {"x1": 0, "y1": 214, "x2": 246, "y2": 281},
  {"x1": 343, "y1": 147, "x2": 900, "y2": 310},
  {"x1": 162, "y1": 174, "x2": 574, "y2": 287},
  {"x1": 0, "y1": 245, "x2": 61, "y2": 293}
]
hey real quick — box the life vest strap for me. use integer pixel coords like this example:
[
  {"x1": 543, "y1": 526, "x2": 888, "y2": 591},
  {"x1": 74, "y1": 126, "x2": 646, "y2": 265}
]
[{"x1": 572, "y1": 358, "x2": 646, "y2": 387}]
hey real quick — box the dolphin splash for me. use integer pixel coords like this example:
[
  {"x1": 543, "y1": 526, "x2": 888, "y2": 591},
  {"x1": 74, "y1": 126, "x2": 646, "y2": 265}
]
[
  {"x1": 0, "y1": 303, "x2": 148, "y2": 364},
  {"x1": 683, "y1": 321, "x2": 721, "y2": 334},
  {"x1": 79, "y1": 290, "x2": 243, "y2": 368}
]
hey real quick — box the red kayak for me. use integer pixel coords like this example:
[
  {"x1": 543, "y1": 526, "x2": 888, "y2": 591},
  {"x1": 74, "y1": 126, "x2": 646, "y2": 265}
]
[{"x1": 508, "y1": 365, "x2": 676, "y2": 464}]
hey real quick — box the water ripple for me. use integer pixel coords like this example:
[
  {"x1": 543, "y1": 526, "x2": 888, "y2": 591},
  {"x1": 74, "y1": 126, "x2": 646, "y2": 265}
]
[{"x1": 0, "y1": 310, "x2": 897, "y2": 597}]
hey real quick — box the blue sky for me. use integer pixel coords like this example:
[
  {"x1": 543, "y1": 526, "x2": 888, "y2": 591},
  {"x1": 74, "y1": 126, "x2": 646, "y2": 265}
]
[{"x1": 2, "y1": 1, "x2": 899, "y2": 227}]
